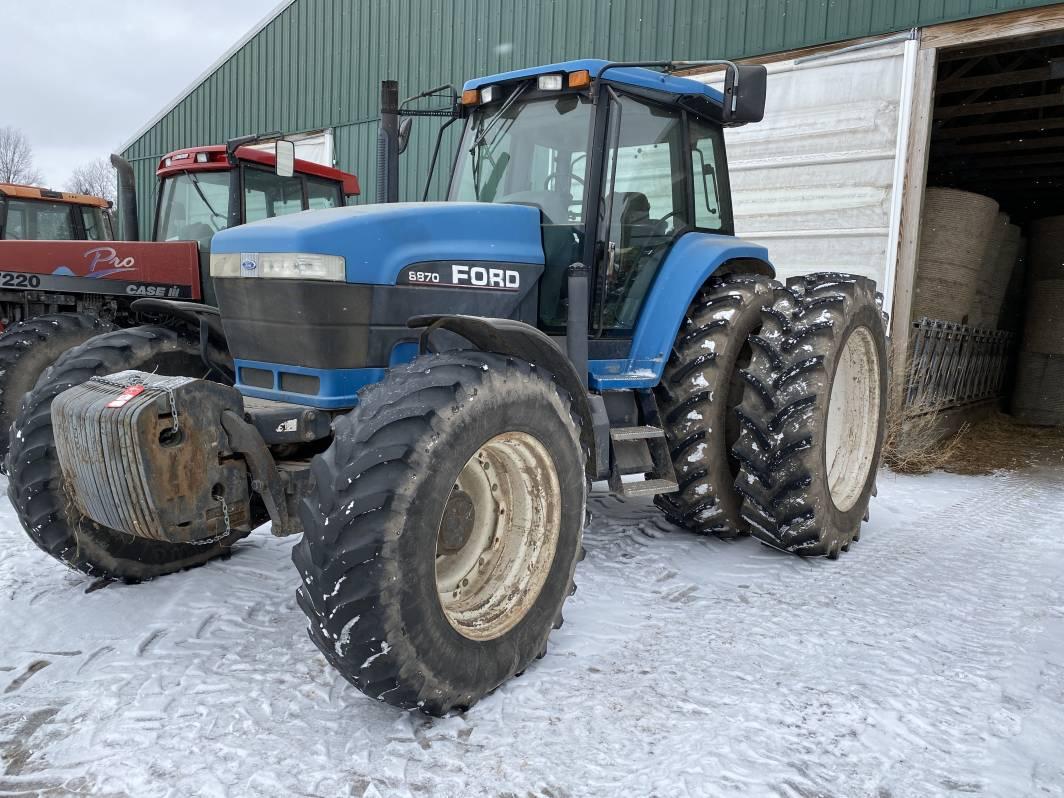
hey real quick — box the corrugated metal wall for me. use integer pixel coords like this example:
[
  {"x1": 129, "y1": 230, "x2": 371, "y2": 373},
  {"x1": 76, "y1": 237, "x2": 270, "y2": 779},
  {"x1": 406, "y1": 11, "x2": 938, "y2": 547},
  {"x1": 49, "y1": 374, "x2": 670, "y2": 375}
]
[{"x1": 122, "y1": 0, "x2": 1060, "y2": 237}]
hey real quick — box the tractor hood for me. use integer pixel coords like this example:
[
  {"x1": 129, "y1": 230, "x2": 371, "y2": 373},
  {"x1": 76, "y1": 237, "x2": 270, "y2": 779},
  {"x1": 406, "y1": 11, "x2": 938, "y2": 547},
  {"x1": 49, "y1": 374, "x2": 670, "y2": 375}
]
[{"x1": 209, "y1": 201, "x2": 545, "y2": 284}]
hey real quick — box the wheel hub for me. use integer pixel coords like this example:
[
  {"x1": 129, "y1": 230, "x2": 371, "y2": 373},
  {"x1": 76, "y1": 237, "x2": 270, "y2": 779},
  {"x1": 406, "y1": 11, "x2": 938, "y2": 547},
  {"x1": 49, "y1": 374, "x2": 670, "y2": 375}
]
[
  {"x1": 438, "y1": 488, "x2": 476, "y2": 553},
  {"x1": 434, "y1": 432, "x2": 562, "y2": 642}
]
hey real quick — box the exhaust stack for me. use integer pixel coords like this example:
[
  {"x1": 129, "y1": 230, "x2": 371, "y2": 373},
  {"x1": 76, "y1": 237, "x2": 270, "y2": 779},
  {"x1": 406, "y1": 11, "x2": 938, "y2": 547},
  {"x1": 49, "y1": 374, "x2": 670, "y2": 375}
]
[
  {"x1": 109, "y1": 154, "x2": 140, "y2": 241},
  {"x1": 377, "y1": 80, "x2": 400, "y2": 203}
]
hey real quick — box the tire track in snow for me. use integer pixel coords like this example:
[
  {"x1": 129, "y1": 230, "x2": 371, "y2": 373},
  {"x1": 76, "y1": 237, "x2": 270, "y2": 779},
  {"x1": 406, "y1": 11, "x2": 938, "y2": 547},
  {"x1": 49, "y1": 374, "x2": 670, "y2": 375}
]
[{"x1": 0, "y1": 469, "x2": 1060, "y2": 797}]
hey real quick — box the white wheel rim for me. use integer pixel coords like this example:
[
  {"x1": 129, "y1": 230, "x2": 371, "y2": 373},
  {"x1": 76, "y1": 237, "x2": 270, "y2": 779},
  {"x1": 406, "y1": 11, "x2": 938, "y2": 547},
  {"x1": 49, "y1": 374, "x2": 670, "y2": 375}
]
[
  {"x1": 825, "y1": 326, "x2": 881, "y2": 512},
  {"x1": 435, "y1": 432, "x2": 561, "y2": 641}
]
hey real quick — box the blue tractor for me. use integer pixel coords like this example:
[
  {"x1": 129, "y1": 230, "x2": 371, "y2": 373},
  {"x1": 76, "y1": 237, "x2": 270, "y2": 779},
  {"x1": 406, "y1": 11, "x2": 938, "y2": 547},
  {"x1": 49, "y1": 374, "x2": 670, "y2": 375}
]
[{"x1": 7, "y1": 60, "x2": 888, "y2": 714}]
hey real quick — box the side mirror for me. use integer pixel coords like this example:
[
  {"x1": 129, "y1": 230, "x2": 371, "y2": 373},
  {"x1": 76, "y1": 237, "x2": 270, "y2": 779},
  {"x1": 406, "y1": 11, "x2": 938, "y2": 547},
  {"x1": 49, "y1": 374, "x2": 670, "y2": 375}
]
[
  {"x1": 722, "y1": 64, "x2": 767, "y2": 124},
  {"x1": 275, "y1": 139, "x2": 296, "y2": 178},
  {"x1": 397, "y1": 117, "x2": 413, "y2": 155}
]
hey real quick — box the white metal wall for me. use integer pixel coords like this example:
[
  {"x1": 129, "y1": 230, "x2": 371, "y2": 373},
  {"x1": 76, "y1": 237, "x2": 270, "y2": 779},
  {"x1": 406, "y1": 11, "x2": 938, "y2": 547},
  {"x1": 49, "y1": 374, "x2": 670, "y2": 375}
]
[{"x1": 696, "y1": 38, "x2": 920, "y2": 313}]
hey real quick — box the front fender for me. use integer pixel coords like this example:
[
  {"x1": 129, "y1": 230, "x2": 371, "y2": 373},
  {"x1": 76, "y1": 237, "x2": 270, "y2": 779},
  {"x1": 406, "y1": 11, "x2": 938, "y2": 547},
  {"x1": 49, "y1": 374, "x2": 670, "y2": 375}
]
[{"x1": 608, "y1": 233, "x2": 772, "y2": 387}]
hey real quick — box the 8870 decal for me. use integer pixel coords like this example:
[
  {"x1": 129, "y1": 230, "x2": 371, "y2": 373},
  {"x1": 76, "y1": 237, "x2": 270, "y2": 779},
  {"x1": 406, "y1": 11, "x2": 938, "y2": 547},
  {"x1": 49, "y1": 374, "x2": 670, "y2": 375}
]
[{"x1": 0, "y1": 272, "x2": 42, "y2": 288}]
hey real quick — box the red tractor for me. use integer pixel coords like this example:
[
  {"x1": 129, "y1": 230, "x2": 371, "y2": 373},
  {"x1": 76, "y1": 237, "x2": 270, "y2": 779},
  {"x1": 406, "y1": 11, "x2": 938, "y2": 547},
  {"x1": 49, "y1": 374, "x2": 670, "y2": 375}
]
[{"x1": 0, "y1": 138, "x2": 359, "y2": 457}]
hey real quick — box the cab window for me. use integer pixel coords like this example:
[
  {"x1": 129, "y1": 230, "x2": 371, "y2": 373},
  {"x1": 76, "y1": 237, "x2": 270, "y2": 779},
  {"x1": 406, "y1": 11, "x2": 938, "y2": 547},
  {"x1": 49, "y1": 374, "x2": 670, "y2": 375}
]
[
  {"x1": 689, "y1": 118, "x2": 731, "y2": 233},
  {"x1": 597, "y1": 93, "x2": 687, "y2": 333},
  {"x1": 1, "y1": 199, "x2": 76, "y2": 240},
  {"x1": 244, "y1": 167, "x2": 304, "y2": 223},
  {"x1": 81, "y1": 206, "x2": 111, "y2": 240},
  {"x1": 155, "y1": 170, "x2": 229, "y2": 246},
  {"x1": 306, "y1": 176, "x2": 343, "y2": 210}
]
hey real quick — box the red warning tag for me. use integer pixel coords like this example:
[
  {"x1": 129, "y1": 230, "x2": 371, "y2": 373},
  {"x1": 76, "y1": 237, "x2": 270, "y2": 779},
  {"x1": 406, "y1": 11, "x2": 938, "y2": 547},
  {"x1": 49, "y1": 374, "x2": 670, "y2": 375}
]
[{"x1": 106, "y1": 384, "x2": 146, "y2": 408}]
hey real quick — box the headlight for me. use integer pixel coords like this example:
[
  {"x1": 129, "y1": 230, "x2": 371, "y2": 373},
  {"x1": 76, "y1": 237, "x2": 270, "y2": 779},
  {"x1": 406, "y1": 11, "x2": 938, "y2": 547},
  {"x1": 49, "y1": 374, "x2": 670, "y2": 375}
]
[{"x1": 210, "y1": 252, "x2": 346, "y2": 281}]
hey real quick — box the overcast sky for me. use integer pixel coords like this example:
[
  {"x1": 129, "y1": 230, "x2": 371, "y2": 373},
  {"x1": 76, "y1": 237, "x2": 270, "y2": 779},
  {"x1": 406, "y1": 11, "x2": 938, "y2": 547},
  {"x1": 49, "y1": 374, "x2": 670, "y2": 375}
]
[{"x1": 1, "y1": 0, "x2": 279, "y2": 188}]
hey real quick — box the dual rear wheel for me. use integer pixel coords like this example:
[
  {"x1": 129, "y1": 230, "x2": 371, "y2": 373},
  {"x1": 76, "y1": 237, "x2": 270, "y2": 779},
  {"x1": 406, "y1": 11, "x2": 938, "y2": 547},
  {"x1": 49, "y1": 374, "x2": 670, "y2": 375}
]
[{"x1": 659, "y1": 272, "x2": 887, "y2": 553}]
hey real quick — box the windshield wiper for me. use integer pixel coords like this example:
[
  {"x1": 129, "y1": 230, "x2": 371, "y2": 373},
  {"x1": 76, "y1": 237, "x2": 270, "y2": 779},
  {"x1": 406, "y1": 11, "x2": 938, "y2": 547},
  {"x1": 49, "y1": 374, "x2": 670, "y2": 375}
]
[
  {"x1": 470, "y1": 83, "x2": 528, "y2": 153},
  {"x1": 187, "y1": 172, "x2": 227, "y2": 229}
]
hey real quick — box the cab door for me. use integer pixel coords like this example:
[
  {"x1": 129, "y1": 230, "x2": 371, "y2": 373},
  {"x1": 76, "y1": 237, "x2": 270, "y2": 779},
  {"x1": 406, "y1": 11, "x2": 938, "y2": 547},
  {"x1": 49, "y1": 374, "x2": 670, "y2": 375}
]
[{"x1": 592, "y1": 91, "x2": 690, "y2": 337}]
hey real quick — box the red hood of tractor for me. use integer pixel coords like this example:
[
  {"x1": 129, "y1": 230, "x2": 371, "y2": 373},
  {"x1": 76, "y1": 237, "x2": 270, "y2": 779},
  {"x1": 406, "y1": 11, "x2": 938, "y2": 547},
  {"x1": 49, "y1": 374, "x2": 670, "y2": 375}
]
[{"x1": 0, "y1": 240, "x2": 201, "y2": 301}]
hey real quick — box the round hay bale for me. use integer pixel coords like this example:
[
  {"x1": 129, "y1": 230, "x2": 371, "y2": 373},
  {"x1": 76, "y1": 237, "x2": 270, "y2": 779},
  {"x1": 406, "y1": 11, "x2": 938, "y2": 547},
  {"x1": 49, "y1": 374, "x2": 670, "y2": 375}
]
[
  {"x1": 1022, "y1": 278, "x2": 1064, "y2": 355},
  {"x1": 979, "y1": 222, "x2": 1022, "y2": 329},
  {"x1": 1012, "y1": 351, "x2": 1064, "y2": 426},
  {"x1": 971, "y1": 213, "x2": 1012, "y2": 328},
  {"x1": 914, "y1": 188, "x2": 999, "y2": 324},
  {"x1": 1028, "y1": 215, "x2": 1064, "y2": 282}
]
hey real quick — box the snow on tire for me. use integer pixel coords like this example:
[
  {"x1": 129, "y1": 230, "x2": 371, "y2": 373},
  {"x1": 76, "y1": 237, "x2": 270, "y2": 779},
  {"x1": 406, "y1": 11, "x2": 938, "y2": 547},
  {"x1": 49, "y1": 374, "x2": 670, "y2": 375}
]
[
  {"x1": 293, "y1": 350, "x2": 586, "y2": 715},
  {"x1": 732, "y1": 273, "x2": 888, "y2": 557},
  {"x1": 655, "y1": 274, "x2": 780, "y2": 536}
]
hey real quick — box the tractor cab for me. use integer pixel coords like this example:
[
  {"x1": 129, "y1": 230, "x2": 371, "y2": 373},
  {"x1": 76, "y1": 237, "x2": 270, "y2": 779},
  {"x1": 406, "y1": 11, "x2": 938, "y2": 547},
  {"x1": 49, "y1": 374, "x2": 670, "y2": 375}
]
[
  {"x1": 0, "y1": 183, "x2": 114, "y2": 241},
  {"x1": 447, "y1": 59, "x2": 761, "y2": 340}
]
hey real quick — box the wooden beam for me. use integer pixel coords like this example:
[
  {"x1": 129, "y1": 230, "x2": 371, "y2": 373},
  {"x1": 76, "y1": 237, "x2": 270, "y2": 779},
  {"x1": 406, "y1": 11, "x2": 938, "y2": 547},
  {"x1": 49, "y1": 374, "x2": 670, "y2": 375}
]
[
  {"x1": 935, "y1": 134, "x2": 1064, "y2": 156},
  {"x1": 929, "y1": 165, "x2": 1064, "y2": 181},
  {"x1": 890, "y1": 48, "x2": 937, "y2": 420},
  {"x1": 934, "y1": 90, "x2": 1064, "y2": 120},
  {"x1": 937, "y1": 65, "x2": 1055, "y2": 93},
  {"x1": 924, "y1": 7, "x2": 1064, "y2": 52},
  {"x1": 934, "y1": 150, "x2": 1064, "y2": 169},
  {"x1": 932, "y1": 116, "x2": 1064, "y2": 140}
]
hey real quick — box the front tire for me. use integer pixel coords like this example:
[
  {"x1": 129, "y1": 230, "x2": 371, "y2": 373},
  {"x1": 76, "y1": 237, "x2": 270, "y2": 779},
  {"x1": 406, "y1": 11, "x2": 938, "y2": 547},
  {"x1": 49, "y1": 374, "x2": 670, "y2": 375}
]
[
  {"x1": 6, "y1": 325, "x2": 245, "y2": 580},
  {"x1": 293, "y1": 351, "x2": 586, "y2": 715},
  {"x1": 0, "y1": 313, "x2": 114, "y2": 465},
  {"x1": 732, "y1": 274, "x2": 888, "y2": 557}
]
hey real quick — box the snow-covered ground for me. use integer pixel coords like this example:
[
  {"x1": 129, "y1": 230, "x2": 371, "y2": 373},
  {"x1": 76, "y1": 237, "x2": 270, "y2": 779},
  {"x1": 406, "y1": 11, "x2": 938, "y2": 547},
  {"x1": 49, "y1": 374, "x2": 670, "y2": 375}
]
[{"x1": 1, "y1": 465, "x2": 1063, "y2": 798}]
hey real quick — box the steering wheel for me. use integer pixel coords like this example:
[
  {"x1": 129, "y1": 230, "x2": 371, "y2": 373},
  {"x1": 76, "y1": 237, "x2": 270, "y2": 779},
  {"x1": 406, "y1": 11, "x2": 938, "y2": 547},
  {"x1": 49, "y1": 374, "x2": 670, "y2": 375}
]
[{"x1": 543, "y1": 170, "x2": 585, "y2": 191}]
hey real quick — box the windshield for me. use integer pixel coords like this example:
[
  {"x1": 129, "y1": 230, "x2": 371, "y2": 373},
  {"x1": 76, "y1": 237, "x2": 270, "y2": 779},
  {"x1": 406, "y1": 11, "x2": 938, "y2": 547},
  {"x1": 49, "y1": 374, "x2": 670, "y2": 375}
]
[
  {"x1": 1, "y1": 198, "x2": 76, "y2": 240},
  {"x1": 155, "y1": 170, "x2": 230, "y2": 246},
  {"x1": 449, "y1": 94, "x2": 592, "y2": 224}
]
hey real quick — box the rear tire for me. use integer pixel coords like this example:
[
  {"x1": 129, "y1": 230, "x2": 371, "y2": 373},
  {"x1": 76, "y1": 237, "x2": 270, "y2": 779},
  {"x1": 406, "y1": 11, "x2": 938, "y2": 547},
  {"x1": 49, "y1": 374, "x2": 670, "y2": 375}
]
[
  {"x1": 0, "y1": 313, "x2": 114, "y2": 466},
  {"x1": 293, "y1": 351, "x2": 586, "y2": 715},
  {"x1": 6, "y1": 325, "x2": 245, "y2": 581},
  {"x1": 655, "y1": 274, "x2": 779, "y2": 536},
  {"x1": 732, "y1": 274, "x2": 887, "y2": 557}
]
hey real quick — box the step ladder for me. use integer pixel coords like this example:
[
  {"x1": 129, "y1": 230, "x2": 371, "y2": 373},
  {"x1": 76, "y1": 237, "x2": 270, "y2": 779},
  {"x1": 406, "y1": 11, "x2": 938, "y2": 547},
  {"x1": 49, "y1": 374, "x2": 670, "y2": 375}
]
[{"x1": 606, "y1": 392, "x2": 679, "y2": 499}]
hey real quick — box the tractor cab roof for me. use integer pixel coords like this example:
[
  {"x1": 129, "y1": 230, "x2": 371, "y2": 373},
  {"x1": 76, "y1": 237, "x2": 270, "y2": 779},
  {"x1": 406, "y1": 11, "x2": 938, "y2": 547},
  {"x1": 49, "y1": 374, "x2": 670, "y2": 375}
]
[
  {"x1": 0, "y1": 183, "x2": 110, "y2": 209},
  {"x1": 156, "y1": 145, "x2": 360, "y2": 196},
  {"x1": 462, "y1": 58, "x2": 724, "y2": 107}
]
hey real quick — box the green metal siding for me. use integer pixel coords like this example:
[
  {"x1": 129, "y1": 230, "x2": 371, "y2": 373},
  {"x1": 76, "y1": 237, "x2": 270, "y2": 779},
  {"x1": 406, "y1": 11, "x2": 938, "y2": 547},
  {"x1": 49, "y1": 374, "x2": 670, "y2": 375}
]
[{"x1": 123, "y1": 0, "x2": 1062, "y2": 237}]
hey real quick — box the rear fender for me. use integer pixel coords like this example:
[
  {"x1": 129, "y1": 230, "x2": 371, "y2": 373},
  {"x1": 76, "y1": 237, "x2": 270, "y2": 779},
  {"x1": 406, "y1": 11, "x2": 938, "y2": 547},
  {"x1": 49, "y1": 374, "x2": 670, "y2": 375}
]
[{"x1": 625, "y1": 232, "x2": 774, "y2": 383}]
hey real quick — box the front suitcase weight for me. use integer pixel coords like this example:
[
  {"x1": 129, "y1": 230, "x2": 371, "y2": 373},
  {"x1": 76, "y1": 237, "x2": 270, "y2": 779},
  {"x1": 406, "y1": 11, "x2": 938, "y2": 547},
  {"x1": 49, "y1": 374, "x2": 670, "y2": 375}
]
[{"x1": 52, "y1": 370, "x2": 251, "y2": 543}]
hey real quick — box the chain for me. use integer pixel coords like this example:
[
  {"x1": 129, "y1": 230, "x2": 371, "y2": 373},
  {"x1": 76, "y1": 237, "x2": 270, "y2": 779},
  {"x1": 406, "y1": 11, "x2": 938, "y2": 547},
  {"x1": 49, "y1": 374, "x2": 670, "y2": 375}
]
[
  {"x1": 91, "y1": 374, "x2": 145, "y2": 389},
  {"x1": 91, "y1": 374, "x2": 179, "y2": 433},
  {"x1": 164, "y1": 386, "x2": 180, "y2": 434},
  {"x1": 189, "y1": 493, "x2": 232, "y2": 547}
]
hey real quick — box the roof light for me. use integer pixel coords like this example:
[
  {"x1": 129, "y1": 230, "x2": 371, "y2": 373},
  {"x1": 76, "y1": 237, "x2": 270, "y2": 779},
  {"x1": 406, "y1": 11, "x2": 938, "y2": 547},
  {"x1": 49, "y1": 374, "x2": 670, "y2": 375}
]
[
  {"x1": 195, "y1": 152, "x2": 209, "y2": 163},
  {"x1": 537, "y1": 74, "x2": 564, "y2": 91},
  {"x1": 163, "y1": 157, "x2": 172, "y2": 167},
  {"x1": 480, "y1": 84, "x2": 501, "y2": 103},
  {"x1": 568, "y1": 70, "x2": 591, "y2": 89},
  {"x1": 461, "y1": 89, "x2": 479, "y2": 106}
]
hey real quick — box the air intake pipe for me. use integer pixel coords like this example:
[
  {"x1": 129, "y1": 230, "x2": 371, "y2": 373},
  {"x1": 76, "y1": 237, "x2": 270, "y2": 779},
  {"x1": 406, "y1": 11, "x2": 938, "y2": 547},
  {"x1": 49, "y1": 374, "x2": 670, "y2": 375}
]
[{"x1": 109, "y1": 154, "x2": 140, "y2": 241}]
